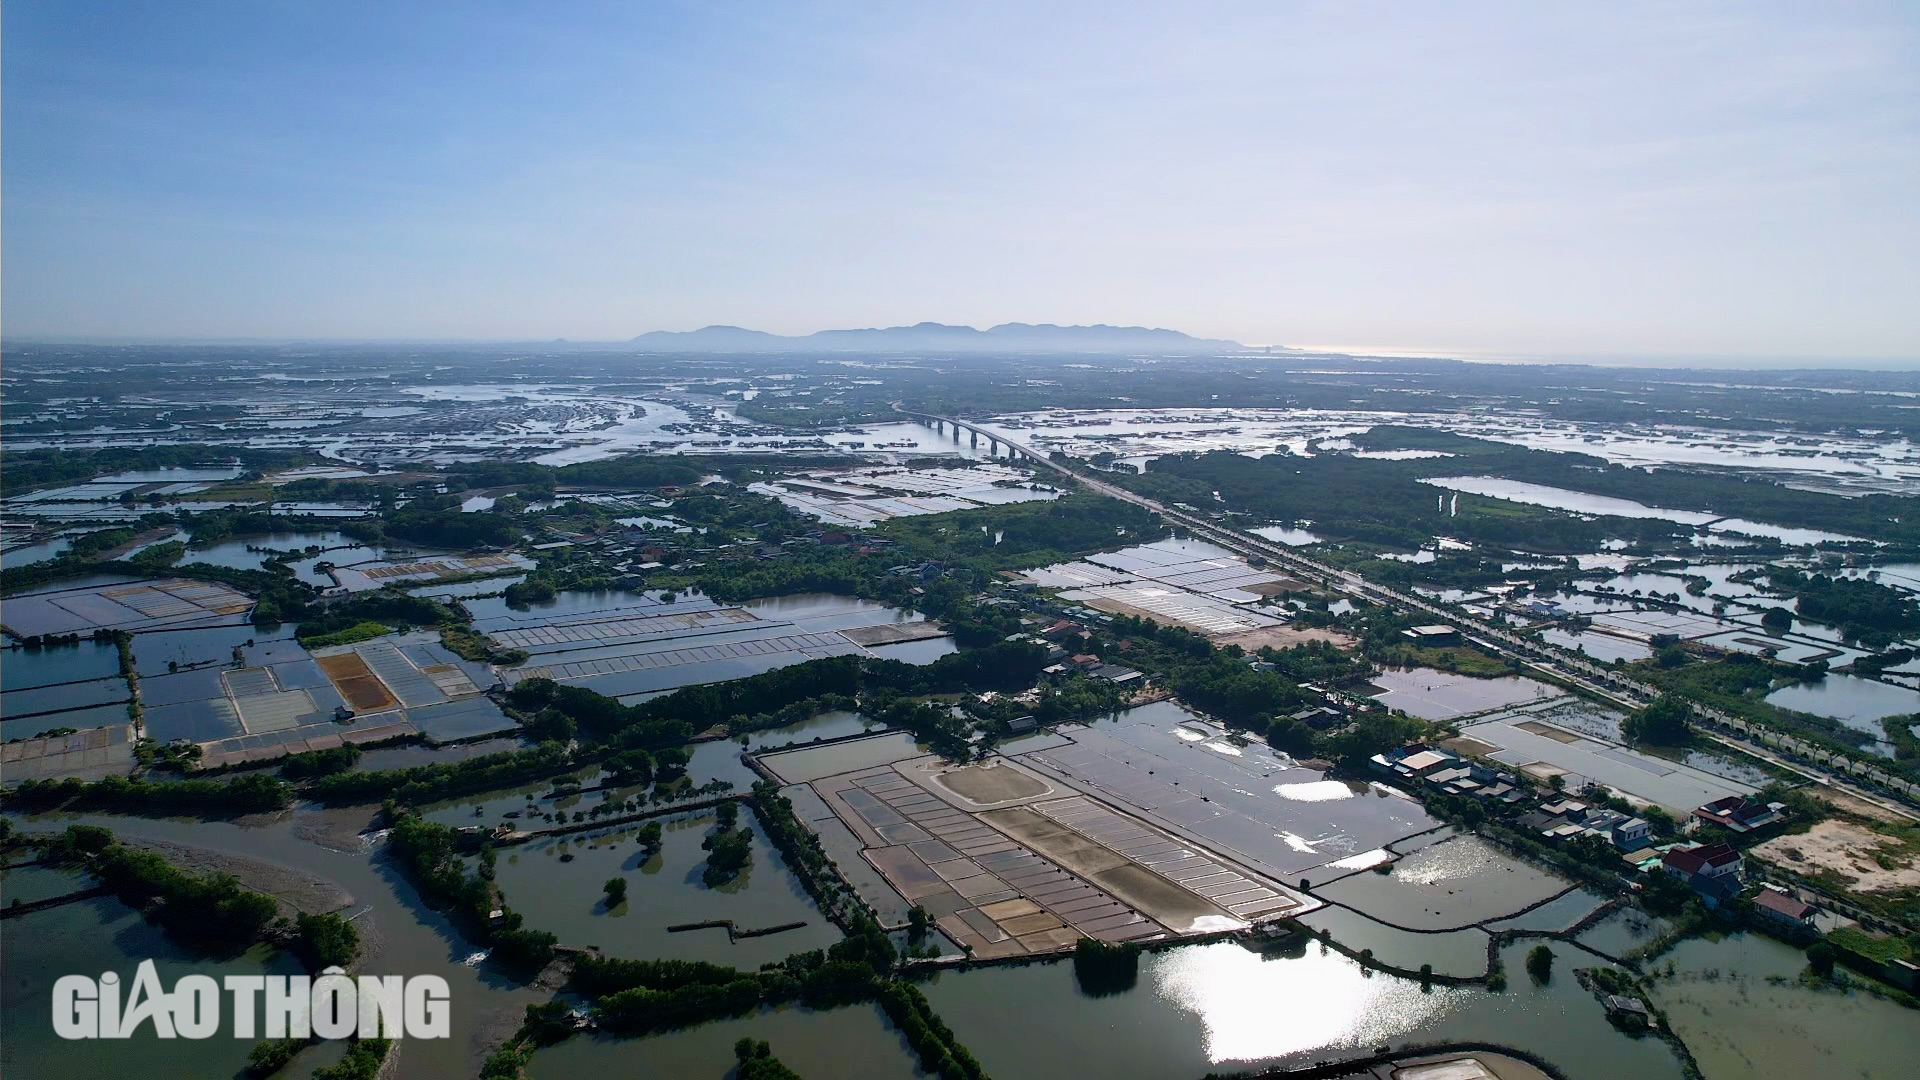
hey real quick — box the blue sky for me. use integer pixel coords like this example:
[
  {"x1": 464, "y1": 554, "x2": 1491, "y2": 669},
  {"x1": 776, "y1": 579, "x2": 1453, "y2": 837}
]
[{"x1": 5, "y1": 2, "x2": 1918, "y2": 361}]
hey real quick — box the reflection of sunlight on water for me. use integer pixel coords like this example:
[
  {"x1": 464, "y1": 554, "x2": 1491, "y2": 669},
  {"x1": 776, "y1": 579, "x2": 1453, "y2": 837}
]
[
  {"x1": 1396, "y1": 838, "x2": 1499, "y2": 886},
  {"x1": 1273, "y1": 780, "x2": 1353, "y2": 802},
  {"x1": 1152, "y1": 944, "x2": 1459, "y2": 1063}
]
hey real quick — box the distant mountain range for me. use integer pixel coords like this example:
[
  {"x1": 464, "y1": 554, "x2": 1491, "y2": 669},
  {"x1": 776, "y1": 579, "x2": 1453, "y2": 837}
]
[{"x1": 627, "y1": 321, "x2": 1244, "y2": 354}]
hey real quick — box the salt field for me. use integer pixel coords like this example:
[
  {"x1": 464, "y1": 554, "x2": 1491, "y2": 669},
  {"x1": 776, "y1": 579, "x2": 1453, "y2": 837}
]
[
  {"x1": 756, "y1": 712, "x2": 1320, "y2": 961},
  {"x1": 492, "y1": 592, "x2": 946, "y2": 703}
]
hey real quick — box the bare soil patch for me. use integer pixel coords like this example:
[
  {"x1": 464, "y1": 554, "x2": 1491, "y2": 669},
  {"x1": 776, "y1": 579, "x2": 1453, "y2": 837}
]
[
  {"x1": 844, "y1": 622, "x2": 949, "y2": 646},
  {"x1": 935, "y1": 763, "x2": 1051, "y2": 805},
  {"x1": 1753, "y1": 819, "x2": 1920, "y2": 893},
  {"x1": 1514, "y1": 720, "x2": 1581, "y2": 744},
  {"x1": 1442, "y1": 736, "x2": 1501, "y2": 758},
  {"x1": 317, "y1": 653, "x2": 398, "y2": 710},
  {"x1": 1216, "y1": 626, "x2": 1358, "y2": 651}
]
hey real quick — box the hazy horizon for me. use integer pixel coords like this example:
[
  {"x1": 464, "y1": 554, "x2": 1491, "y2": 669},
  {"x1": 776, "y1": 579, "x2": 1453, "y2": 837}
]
[{"x1": 5, "y1": 3, "x2": 1918, "y2": 363}]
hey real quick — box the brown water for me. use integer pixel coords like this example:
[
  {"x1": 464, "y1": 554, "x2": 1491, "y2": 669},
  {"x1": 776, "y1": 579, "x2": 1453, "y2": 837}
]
[{"x1": 4, "y1": 808, "x2": 547, "y2": 1077}]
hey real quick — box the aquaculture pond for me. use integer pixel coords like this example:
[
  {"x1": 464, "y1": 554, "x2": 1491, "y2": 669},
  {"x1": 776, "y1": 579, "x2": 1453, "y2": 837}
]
[
  {"x1": 1, "y1": 638, "x2": 125, "y2": 690},
  {"x1": 129, "y1": 623, "x2": 296, "y2": 677},
  {"x1": 919, "y1": 940, "x2": 1685, "y2": 1080},
  {"x1": 487, "y1": 808, "x2": 843, "y2": 968}
]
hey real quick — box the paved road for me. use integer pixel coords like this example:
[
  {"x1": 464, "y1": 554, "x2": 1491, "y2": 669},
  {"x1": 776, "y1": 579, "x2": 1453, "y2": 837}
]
[{"x1": 900, "y1": 406, "x2": 1920, "y2": 821}]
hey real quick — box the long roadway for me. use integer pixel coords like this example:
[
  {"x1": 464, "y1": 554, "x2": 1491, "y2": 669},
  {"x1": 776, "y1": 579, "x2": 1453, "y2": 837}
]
[{"x1": 898, "y1": 405, "x2": 1920, "y2": 821}]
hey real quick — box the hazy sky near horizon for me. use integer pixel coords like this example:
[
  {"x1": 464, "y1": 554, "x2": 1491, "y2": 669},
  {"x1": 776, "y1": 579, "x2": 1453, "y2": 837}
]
[{"x1": 5, "y1": 2, "x2": 1918, "y2": 362}]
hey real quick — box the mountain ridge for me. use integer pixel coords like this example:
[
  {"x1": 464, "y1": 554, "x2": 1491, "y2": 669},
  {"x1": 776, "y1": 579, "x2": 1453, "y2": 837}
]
[{"x1": 628, "y1": 321, "x2": 1244, "y2": 354}]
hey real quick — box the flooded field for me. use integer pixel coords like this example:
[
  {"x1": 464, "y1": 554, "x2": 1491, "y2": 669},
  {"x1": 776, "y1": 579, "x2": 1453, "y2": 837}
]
[
  {"x1": 488, "y1": 808, "x2": 843, "y2": 967},
  {"x1": 1648, "y1": 932, "x2": 1920, "y2": 1079},
  {"x1": 976, "y1": 408, "x2": 1920, "y2": 497},
  {"x1": 920, "y1": 939, "x2": 1686, "y2": 1080},
  {"x1": 1456, "y1": 700, "x2": 1755, "y2": 814},
  {"x1": 1007, "y1": 701, "x2": 1435, "y2": 885},
  {"x1": 527, "y1": 1001, "x2": 922, "y2": 1079},
  {"x1": 1575, "y1": 906, "x2": 1677, "y2": 960},
  {"x1": 1482, "y1": 888, "x2": 1611, "y2": 934},
  {"x1": 750, "y1": 462, "x2": 1058, "y2": 526},
  {"x1": 1019, "y1": 537, "x2": 1299, "y2": 641},
  {"x1": 1, "y1": 638, "x2": 124, "y2": 689},
  {"x1": 1538, "y1": 627, "x2": 1653, "y2": 663},
  {"x1": 1368, "y1": 668, "x2": 1563, "y2": 722},
  {"x1": 1763, "y1": 676, "x2": 1920, "y2": 740},
  {"x1": 1297, "y1": 905, "x2": 1493, "y2": 977},
  {"x1": 1315, "y1": 834, "x2": 1571, "y2": 930}
]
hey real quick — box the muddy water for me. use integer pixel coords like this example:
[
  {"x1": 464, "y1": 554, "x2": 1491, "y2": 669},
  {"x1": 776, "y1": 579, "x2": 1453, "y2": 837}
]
[
  {"x1": 1647, "y1": 932, "x2": 1920, "y2": 1079},
  {"x1": 4, "y1": 809, "x2": 547, "y2": 1077}
]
